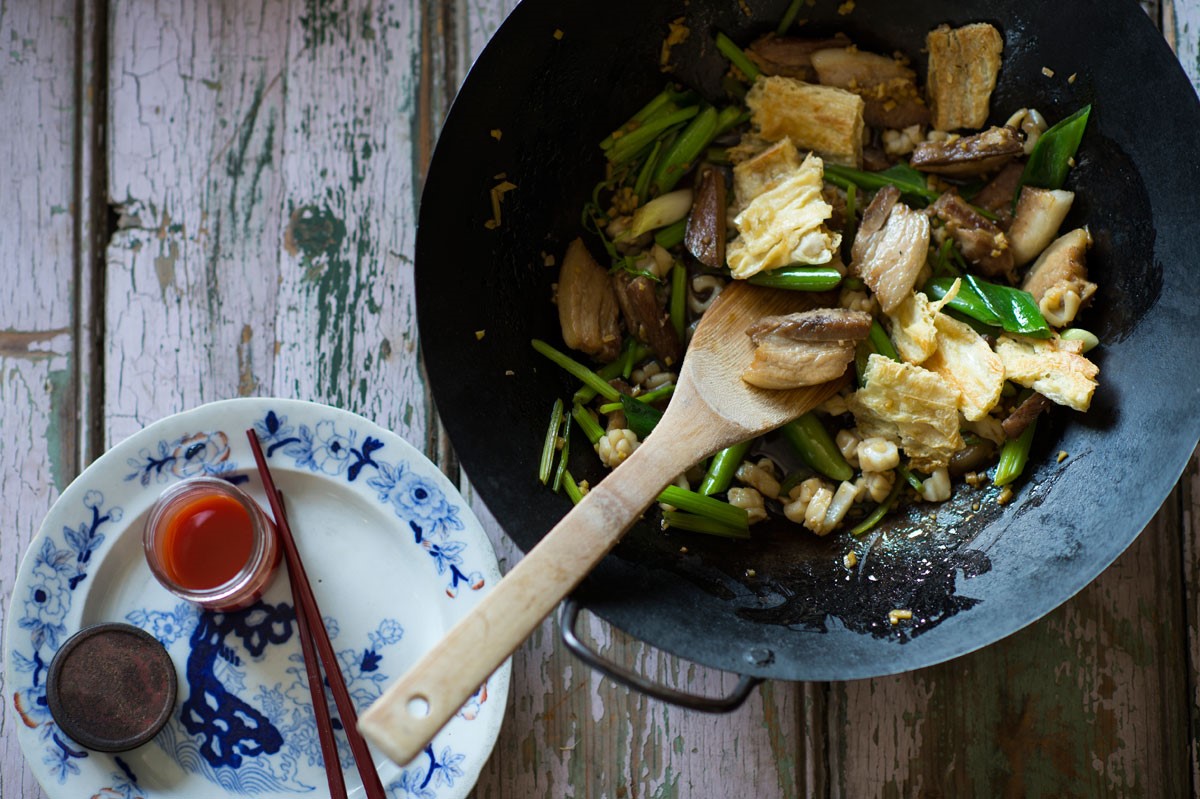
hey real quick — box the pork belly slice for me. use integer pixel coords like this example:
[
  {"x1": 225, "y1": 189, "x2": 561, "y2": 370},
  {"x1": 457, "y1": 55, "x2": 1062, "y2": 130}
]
[
  {"x1": 558, "y1": 237, "x2": 621, "y2": 361},
  {"x1": 930, "y1": 189, "x2": 1014, "y2": 280},
  {"x1": 850, "y1": 185, "x2": 931, "y2": 313},
  {"x1": 742, "y1": 308, "x2": 872, "y2": 389}
]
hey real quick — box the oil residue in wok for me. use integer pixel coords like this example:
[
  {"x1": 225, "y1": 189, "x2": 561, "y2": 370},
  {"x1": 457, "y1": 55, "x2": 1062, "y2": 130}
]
[{"x1": 614, "y1": 432, "x2": 1004, "y2": 643}]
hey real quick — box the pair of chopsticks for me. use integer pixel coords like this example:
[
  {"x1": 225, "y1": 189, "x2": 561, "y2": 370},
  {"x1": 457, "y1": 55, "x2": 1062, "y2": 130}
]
[{"x1": 247, "y1": 430, "x2": 387, "y2": 799}]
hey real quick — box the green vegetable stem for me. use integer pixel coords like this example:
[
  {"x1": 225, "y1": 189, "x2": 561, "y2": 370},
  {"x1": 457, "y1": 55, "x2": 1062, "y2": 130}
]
[
  {"x1": 653, "y1": 106, "x2": 720, "y2": 194},
  {"x1": 994, "y1": 417, "x2": 1037, "y2": 487},
  {"x1": 538, "y1": 398, "x2": 564, "y2": 485},
  {"x1": 715, "y1": 32, "x2": 762, "y2": 82},
  {"x1": 659, "y1": 485, "x2": 749, "y2": 530},
  {"x1": 571, "y1": 402, "x2": 606, "y2": 445},
  {"x1": 697, "y1": 440, "x2": 753, "y2": 496},
  {"x1": 747, "y1": 266, "x2": 843, "y2": 291},
  {"x1": 783, "y1": 413, "x2": 854, "y2": 482},
  {"x1": 532, "y1": 339, "x2": 622, "y2": 401},
  {"x1": 607, "y1": 106, "x2": 700, "y2": 165},
  {"x1": 823, "y1": 162, "x2": 938, "y2": 204},
  {"x1": 662, "y1": 510, "x2": 750, "y2": 539}
]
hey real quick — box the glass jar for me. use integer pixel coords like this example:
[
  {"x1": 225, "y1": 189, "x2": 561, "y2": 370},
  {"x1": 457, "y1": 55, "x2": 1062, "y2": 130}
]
[{"x1": 143, "y1": 476, "x2": 280, "y2": 611}]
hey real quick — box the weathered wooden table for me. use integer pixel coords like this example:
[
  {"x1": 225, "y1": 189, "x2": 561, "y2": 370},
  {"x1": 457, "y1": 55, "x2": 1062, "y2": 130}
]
[{"x1": 3, "y1": 1, "x2": 1199, "y2": 796}]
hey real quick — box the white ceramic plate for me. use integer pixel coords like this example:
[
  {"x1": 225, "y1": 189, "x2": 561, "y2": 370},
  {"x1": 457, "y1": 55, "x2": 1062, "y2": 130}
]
[{"x1": 5, "y1": 398, "x2": 509, "y2": 799}]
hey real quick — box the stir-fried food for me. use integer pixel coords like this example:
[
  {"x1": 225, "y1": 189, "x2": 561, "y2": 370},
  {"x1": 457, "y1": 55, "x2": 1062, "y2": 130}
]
[{"x1": 533, "y1": 15, "x2": 1100, "y2": 539}]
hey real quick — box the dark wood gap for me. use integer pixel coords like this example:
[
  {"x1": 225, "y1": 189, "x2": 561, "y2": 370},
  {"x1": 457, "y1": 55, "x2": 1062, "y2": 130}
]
[{"x1": 74, "y1": 0, "x2": 111, "y2": 468}]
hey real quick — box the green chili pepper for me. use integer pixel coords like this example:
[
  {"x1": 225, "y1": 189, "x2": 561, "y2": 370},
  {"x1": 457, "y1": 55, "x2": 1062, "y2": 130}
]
[
  {"x1": 1017, "y1": 105, "x2": 1091, "y2": 200},
  {"x1": 619, "y1": 394, "x2": 663, "y2": 439},
  {"x1": 924, "y1": 275, "x2": 1051, "y2": 338}
]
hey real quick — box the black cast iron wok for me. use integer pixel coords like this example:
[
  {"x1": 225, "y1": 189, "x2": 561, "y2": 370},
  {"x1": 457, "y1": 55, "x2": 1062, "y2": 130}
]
[{"x1": 416, "y1": 0, "x2": 1200, "y2": 698}]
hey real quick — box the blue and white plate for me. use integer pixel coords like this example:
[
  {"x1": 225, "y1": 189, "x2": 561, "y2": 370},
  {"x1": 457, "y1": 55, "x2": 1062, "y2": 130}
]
[{"x1": 5, "y1": 398, "x2": 509, "y2": 799}]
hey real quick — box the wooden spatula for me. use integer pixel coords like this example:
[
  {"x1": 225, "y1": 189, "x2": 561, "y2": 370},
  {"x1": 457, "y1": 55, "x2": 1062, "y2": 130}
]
[{"x1": 358, "y1": 281, "x2": 843, "y2": 764}]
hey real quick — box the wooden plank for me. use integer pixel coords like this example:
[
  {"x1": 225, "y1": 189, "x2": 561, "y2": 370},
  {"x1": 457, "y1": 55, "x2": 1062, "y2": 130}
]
[
  {"x1": 105, "y1": 0, "x2": 290, "y2": 445},
  {"x1": 829, "y1": 496, "x2": 1189, "y2": 797},
  {"x1": 0, "y1": 1, "x2": 84, "y2": 796},
  {"x1": 272, "y1": 0, "x2": 430, "y2": 445}
]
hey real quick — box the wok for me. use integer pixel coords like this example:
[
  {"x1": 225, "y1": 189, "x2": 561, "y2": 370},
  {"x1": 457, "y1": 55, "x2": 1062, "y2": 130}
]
[{"x1": 416, "y1": 0, "x2": 1200, "y2": 700}]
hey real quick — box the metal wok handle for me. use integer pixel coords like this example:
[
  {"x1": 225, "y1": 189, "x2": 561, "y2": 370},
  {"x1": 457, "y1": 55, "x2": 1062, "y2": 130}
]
[{"x1": 559, "y1": 599, "x2": 762, "y2": 713}]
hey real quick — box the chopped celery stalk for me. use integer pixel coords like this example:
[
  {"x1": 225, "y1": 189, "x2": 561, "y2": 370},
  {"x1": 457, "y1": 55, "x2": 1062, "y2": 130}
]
[
  {"x1": 747, "y1": 266, "x2": 843, "y2": 291},
  {"x1": 697, "y1": 440, "x2": 753, "y2": 496},
  {"x1": 571, "y1": 402, "x2": 605, "y2": 445},
  {"x1": 628, "y1": 189, "x2": 693, "y2": 238},
  {"x1": 844, "y1": 183, "x2": 857, "y2": 253},
  {"x1": 898, "y1": 464, "x2": 923, "y2": 491},
  {"x1": 597, "y1": 383, "x2": 674, "y2": 414},
  {"x1": 670, "y1": 262, "x2": 687, "y2": 340},
  {"x1": 715, "y1": 106, "x2": 750, "y2": 136},
  {"x1": 662, "y1": 510, "x2": 751, "y2": 539},
  {"x1": 659, "y1": 485, "x2": 750, "y2": 530},
  {"x1": 551, "y1": 412, "x2": 572, "y2": 492},
  {"x1": 600, "y1": 87, "x2": 677, "y2": 151},
  {"x1": 994, "y1": 418, "x2": 1037, "y2": 487},
  {"x1": 777, "y1": 0, "x2": 805, "y2": 33},
  {"x1": 562, "y1": 469, "x2": 584, "y2": 504},
  {"x1": 608, "y1": 106, "x2": 700, "y2": 165},
  {"x1": 868, "y1": 320, "x2": 900, "y2": 362},
  {"x1": 783, "y1": 413, "x2": 854, "y2": 482},
  {"x1": 654, "y1": 218, "x2": 688, "y2": 249},
  {"x1": 634, "y1": 140, "x2": 664, "y2": 205},
  {"x1": 574, "y1": 357, "x2": 625, "y2": 404},
  {"x1": 1060, "y1": 328, "x2": 1099, "y2": 352},
  {"x1": 531, "y1": 339, "x2": 620, "y2": 401},
  {"x1": 715, "y1": 32, "x2": 761, "y2": 82},
  {"x1": 538, "y1": 398, "x2": 564, "y2": 485},
  {"x1": 653, "y1": 106, "x2": 720, "y2": 194},
  {"x1": 850, "y1": 474, "x2": 905, "y2": 536}
]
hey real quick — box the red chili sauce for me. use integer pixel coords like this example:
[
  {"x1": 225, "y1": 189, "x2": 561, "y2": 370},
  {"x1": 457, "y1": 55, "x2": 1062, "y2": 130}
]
[{"x1": 160, "y1": 494, "x2": 255, "y2": 590}]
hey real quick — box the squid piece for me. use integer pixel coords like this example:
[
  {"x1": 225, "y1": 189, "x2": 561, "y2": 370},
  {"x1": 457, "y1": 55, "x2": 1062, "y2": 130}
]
[{"x1": 1021, "y1": 228, "x2": 1097, "y2": 327}]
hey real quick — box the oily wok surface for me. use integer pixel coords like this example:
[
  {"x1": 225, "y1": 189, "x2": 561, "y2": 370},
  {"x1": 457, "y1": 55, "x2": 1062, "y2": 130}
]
[{"x1": 416, "y1": 0, "x2": 1200, "y2": 681}]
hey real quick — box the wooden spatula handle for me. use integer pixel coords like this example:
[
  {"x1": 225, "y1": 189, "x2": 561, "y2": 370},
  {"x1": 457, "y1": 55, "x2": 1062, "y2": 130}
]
[{"x1": 358, "y1": 409, "x2": 720, "y2": 765}]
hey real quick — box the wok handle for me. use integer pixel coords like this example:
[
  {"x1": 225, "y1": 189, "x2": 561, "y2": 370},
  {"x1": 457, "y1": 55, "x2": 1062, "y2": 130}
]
[{"x1": 559, "y1": 599, "x2": 762, "y2": 713}]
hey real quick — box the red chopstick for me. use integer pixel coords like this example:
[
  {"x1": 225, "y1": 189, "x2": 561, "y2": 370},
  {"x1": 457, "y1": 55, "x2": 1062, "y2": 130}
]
[{"x1": 247, "y1": 430, "x2": 387, "y2": 799}]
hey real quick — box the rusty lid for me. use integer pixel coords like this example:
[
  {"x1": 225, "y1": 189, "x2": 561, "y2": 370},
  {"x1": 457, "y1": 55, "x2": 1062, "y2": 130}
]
[{"x1": 45, "y1": 622, "x2": 177, "y2": 752}]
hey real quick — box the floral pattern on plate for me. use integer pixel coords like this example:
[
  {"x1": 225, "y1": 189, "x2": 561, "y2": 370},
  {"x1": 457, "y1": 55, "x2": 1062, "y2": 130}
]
[{"x1": 6, "y1": 399, "x2": 508, "y2": 799}]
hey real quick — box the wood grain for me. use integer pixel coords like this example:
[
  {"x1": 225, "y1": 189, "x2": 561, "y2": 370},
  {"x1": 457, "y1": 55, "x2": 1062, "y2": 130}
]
[{"x1": 0, "y1": 1, "x2": 82, "y2": 795}]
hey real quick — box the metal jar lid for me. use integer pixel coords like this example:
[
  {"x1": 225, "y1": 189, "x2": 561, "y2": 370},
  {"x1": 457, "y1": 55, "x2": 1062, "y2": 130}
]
[{"x1": 45, "y1": 622, "x2": 177, "y2": 752}]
